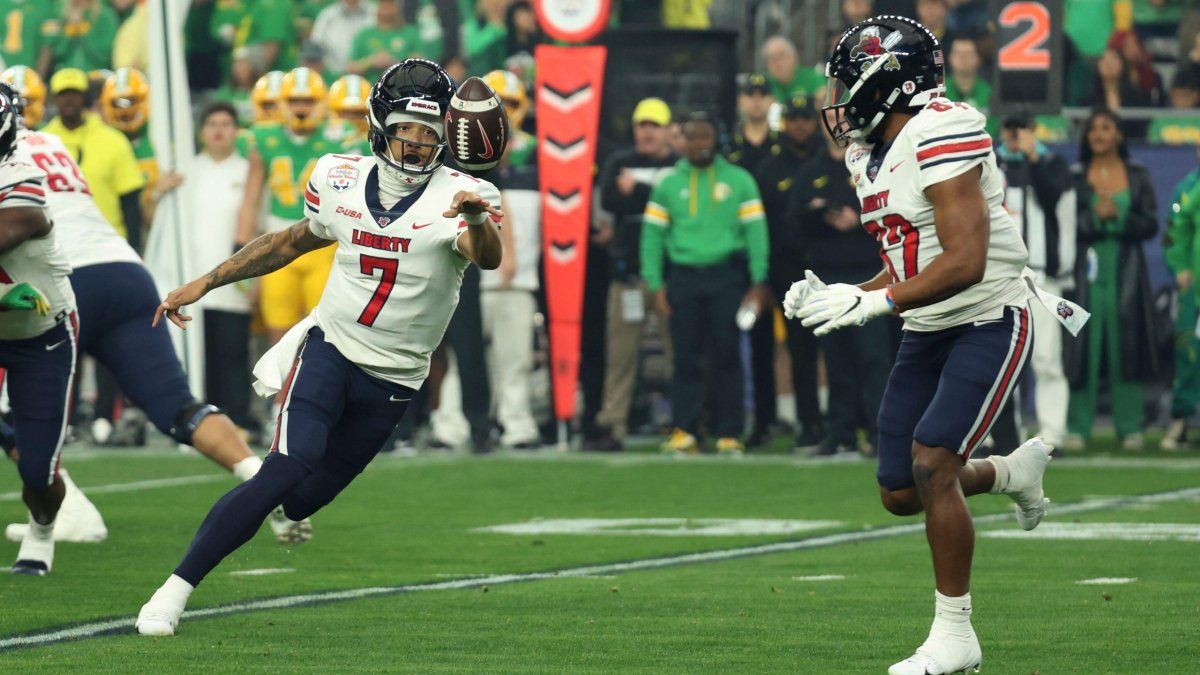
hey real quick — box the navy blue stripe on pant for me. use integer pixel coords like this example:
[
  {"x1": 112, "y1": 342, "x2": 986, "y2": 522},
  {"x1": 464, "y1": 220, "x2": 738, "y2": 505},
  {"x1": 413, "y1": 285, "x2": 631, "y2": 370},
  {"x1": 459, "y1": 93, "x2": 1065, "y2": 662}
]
[
  {"x1": 70, "y1": 262, "x2": 193, "y2": 435},
  {"x1": 0, "y1": 313, "x2": 77, "y2": 489}
]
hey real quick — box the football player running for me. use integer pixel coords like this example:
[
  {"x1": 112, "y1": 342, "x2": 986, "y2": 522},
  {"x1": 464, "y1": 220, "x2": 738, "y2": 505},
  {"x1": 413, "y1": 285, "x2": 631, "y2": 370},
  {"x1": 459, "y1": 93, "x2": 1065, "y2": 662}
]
[
  {"x1": 0, "y1": 87, "x2": 78, "y2": 575},
  {"x1": 136, "y1": 58, "x2": 503, "y2": 636},
  {"x1": 0, "y1": 81, "x2": 310, "y2": 546},
  {"x1": 783, "y1": 17, "x2": 1084, "y2": 674}
]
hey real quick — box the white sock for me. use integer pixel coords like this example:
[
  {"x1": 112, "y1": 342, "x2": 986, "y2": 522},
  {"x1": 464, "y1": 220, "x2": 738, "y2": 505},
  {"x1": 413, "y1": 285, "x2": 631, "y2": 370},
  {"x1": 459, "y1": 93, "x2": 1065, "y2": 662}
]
[
  {"x1": 153, "y1": 574, "x2": 195, "y2": 609},
  {"x1": 16, "y1": 513, "x2": 55, "y2": 566},
  {"x1": 231, "y1": 455, "x2": 263, "y2": 482},
  {"x1": 983, "y1": 455, "x2": 1010, "y2": 494},
  {"x1": 932, "y1": 590, "x2": 973, "y2": 636}
]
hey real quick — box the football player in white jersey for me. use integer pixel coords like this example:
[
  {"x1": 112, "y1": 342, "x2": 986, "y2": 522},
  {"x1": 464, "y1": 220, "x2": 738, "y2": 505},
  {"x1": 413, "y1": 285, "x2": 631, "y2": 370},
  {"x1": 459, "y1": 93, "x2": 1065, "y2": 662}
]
[
  {"x1": 135, "y1": 59, "x2": 503, "y2": 636},
  {"x1": 0, "y1": 82, "x2": 310, "y2": 547},
  {"x1": 782, "y1": 17, "x2": 1082, "y2": 674},
  {"x1": 0, "y1": 88, "x2": 79, "y2": 575}
]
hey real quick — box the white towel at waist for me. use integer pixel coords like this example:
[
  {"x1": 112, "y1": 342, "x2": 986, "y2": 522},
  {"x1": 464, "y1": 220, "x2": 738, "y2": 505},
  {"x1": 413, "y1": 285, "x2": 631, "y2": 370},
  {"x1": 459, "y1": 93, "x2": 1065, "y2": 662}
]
[{"x1": 252, "y1": 314, "x2": 317, "y2": 398}]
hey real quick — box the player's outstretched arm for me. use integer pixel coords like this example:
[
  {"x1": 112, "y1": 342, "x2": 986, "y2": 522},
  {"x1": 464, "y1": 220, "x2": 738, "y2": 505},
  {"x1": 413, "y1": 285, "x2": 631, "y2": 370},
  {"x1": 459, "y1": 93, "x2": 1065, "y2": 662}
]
[
  {"x1": 889, "y1": 166, "x2": 988, "y2": 312},
  {"x1": 447, "y1": 190, "x2": 504, "y2": 270},
  {"x1": 0, "y1": 205, "x2": 51, "y2": 254},
  {"x1": 154, "y1": 218, "x2": 333, "y2": 329}
]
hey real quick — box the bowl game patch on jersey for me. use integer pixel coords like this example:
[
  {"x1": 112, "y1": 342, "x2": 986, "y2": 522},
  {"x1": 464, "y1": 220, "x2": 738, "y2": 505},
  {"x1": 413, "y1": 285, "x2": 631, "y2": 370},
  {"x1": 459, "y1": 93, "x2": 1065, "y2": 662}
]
[{"x1": 327, "y1": 163, "x2": 361, "y2": 192}]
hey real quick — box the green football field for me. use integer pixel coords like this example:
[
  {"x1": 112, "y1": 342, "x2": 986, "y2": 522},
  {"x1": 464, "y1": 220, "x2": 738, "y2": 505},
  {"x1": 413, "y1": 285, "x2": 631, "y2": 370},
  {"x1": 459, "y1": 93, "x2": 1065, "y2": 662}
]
[{"x1": 1, "y1": 438, "x2": 1198, "y2": 672}]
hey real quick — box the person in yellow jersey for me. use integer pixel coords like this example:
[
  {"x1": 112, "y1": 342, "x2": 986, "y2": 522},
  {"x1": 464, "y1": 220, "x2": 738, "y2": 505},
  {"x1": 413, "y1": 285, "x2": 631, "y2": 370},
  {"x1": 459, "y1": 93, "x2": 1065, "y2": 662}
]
[
  {"x1": 100, "y1": 67, "x2": 180, "y2": 225},
  {"x1": 482, "y1": 69, "x2": 535, "y2": 168},
  {"x1": 236, "y1": 66, "x2": 336, "y2": 346},
  {"x1": 41, "y1": 68, "x2": 146, "y2": 252},
  {"x1": 327, "y1": 73, "x2": 371, "y2": 155},
  {"x1": 0, "y1": 66, "x2": 47, "y2": 128}
]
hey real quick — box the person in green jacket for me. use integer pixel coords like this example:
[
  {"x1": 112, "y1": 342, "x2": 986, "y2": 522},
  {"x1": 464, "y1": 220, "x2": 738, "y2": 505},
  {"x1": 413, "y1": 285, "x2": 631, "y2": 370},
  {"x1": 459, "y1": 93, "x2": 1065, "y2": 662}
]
[
  {"x1": 641, "y1": 111, "x2": 770, "y2": 457},
  {"x1": 1161, "y1": 144, "x2": 1200, "y2": 450},
  {"x1": 43, "y1": 0, "x2": 119, "y2": 72}
]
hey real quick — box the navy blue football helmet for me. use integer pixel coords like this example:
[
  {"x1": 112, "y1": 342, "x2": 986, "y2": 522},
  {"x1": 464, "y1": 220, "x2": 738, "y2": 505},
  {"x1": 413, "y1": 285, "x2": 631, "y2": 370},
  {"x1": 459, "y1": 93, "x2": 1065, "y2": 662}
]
[
  {"x1": 368, "y1": 58, "x2": 456, "y2": 177},
  {"x1": 822, "y1": 15, "x2": 944, "y2": 146}
]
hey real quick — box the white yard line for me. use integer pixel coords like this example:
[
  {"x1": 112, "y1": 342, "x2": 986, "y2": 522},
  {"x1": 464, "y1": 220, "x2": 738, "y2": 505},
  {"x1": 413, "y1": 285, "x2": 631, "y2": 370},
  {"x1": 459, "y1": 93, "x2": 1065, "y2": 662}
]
[
  {"x1": 0, "y1": 474, "x2": 226, "y2": 503},
  {"x1": 4, "y1": 485, "x2": 1198, "y2": 651}
]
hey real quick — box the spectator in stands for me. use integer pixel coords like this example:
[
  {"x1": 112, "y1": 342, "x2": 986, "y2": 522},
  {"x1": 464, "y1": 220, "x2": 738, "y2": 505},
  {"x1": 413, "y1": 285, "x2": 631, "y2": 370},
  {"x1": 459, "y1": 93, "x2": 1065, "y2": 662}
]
[
  {"x1": 1108, "y1": 31, "x2": 1165, "y2": 107},
  {"x1": 996, "y1": 113, "x2": 1074, "y2": 450},
  {"x1": 213, "y1": 48, "x2": 258, "y2": 125},
  {"x1": 298, "y1": 42, "x2": 331, "y2": 84},
  {"x1": 728, "y1": 74, "x2": 779, "y2": 173},
  {"x1": 505, "y1": 1, "x2": 542, "y2": 60},
  {"x1": 480, "y1": 113, "x2": 542, "y2": 450},
  {"x1": 311, "y1": 0, "x2": 377, "y2": 76},
  {"x1": 465, "y1": 0, "x2": 509, "y2": 76},
  {"x1": 840, "y1": 0, "x2": 873, "y2": 29},
  {"x1": 112, "y1": 0, "x2": 148, "y2": 71},
  {"x1": 1, "y1": 2, "x2": 52, "y2": 75},
  {"x1": 1065, "y1": 109, "x2": 1159, "y2": 452},
  {"x1": 945, "y1": 38, "x2": 994, "y2": 132},
  {"x1": 43, "y1": 0, "x2": 120, "y2": 73},
  {"x1": 590, "y1": 98, "x2": 677, "y2": 452},
  {"x1": 1085, "y1": 49, "x2": 1154, "y2": 136},
  {"x1": 1162, "y1": 143, "x2": 1200, "y2": 450},
  {"x1": 763, "y1": 36, "x2": 825, "y2": 103},
  {"x1": 791, "y1": 130, "x2": 890, "y2": 456},
  {"x1": 755, "y1": 95, "x2": 827, "y2": 452},
  {"x1": 1150, "y1": 67, "x2": 1200, "y2": 145},
  {"x1": 42, "y1": 68, "x2": 145, "y2": 251},
  {"x1": 173, "y1": 102, "x2": 256, "y2": 431},
  {"x1": 915, "y1": 0, "x2": 958, "y2": 50},
  {"x1": 243, "y1": 0, "x2": 296, "y2": 73},
  {"x1": 349, "y1": 1, "x2": 422, "y2": 83},
  {"x1": 641, "y1": 111, "x2": 769, "y2": 456}
]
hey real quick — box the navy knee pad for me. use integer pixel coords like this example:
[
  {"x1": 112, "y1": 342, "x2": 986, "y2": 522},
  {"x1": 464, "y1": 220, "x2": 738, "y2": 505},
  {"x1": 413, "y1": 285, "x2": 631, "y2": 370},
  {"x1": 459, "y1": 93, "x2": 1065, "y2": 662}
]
[{"x1": 169, "y1": 401, "x2": 223, "y2": 445}]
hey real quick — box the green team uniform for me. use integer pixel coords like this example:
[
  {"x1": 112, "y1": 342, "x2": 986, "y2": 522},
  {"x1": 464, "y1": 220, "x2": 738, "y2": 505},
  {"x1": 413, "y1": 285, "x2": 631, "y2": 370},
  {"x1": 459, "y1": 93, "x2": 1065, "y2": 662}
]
[
  {"x1": 350, "y1": 24, "x2": 424, "y2": 84},
  {"x1": 248, "y1": 123, "x2": 335, "y2": 225},
  {"x1": 1164, "y1": 168, "x2": 1200, "y2": 420},
  {"x1": 43, "y1": 3, "x2": 119, "y2": 71},
  {"x1": 640, "y1": 155, "x2": 769, "y2": 291},
  {"x1": 0, "y1": 0, "x2": 53, "y2": 67}
]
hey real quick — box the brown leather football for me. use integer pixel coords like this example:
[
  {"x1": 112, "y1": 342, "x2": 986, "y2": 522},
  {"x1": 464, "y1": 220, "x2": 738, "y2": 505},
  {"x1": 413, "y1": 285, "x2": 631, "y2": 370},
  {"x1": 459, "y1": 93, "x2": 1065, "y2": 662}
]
[{"x1": 445, "y1": 76, "x2": 509, "y2": 172}]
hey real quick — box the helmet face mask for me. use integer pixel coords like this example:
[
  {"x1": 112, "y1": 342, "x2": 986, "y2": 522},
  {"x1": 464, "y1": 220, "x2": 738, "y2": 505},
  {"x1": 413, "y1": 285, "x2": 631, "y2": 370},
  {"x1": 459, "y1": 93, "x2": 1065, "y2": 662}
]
[
  {"x1": 279, "y1": 68, "x2": 327, "y2": 135},
  {"x1": 821, "y1": 15, "x2": 944, "y2": 146},
  {"x1": 101, "y1": 67, "x2": 150, "y2": 135},
  {"x1": 368, "y1": 59, "x2": 455, "y2": 181}
]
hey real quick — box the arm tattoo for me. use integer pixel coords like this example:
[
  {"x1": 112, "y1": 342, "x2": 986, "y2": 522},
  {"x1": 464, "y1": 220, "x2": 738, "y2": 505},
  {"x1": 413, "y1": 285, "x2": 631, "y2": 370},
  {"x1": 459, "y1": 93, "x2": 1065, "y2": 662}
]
[{"x1": 204, "y1": 218, "x2": 318, "y2": 289}]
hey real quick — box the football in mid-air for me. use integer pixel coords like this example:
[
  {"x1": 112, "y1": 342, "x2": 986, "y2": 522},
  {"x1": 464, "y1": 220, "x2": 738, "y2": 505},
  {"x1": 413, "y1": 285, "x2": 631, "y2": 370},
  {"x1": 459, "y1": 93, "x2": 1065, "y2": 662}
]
[{"x1": 445, "y1": 76, "x2": 508, "y2": 172}]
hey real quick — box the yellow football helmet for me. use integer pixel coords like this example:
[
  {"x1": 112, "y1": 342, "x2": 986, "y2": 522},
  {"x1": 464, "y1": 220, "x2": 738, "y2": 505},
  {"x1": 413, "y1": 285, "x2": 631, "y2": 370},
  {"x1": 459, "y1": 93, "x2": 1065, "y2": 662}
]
[
  {"x1": 0, "y1": 66, "x2": 46, "y2": 127},
  {"x1": 328, "y1": 74, "x2": 369, "y2": 137},
  {"x1": 100, "y1": 67, "x2": 150, "y2": 134},
  {"x1": 483, "y1": 69, "x2": 529, "y2": 131},
  {"x1": 279, "y1": 67, "x2": 327, "y2": 135},
  {"x1": 251, "y1": 71, "x2": 286, "y2": 124}
]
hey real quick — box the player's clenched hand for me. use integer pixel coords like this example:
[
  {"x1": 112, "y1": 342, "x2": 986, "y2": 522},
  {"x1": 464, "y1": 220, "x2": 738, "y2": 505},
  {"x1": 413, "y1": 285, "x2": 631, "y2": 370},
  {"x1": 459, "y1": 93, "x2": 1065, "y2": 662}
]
[
  {"x1": 782, "y1": 270, "x2": 827, "y2": 320},
  {"x1": 154, "y1": 278, "x2": 209, "y2": 329},
  {"x1": 443, "y1": 190, "x2": 504, "y2": 221},
  {"x1": 798, "y1": 284, "x2": 892, "y2": 336}
]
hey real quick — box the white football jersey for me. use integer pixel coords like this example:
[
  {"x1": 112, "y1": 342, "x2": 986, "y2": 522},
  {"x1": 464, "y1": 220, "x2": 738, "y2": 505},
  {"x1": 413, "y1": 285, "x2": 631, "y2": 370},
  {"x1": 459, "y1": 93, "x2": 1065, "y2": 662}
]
[
  {"x1": 12, "y1": 129, "x2": 139, "y2": 268},
  {"x1": 845, "y1": 99, "x2": 1028, "y2": 331},
  {"x1": 0, "y1": 160, "x2": 76, "y2": 340},
  {"x1": 304, "y1": 154, "x2": 501, "y2": 387}
]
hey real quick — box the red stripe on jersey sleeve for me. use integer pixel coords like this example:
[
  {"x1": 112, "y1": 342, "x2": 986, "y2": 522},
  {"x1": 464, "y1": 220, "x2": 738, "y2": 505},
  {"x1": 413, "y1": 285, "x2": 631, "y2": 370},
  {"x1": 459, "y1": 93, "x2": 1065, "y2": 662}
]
[
  {"x1": 304, "y1": 189, "x2": 320, "y2": 206},
  {"x1": 915, "y1": 137, "x2": 991, "y2": 163}
]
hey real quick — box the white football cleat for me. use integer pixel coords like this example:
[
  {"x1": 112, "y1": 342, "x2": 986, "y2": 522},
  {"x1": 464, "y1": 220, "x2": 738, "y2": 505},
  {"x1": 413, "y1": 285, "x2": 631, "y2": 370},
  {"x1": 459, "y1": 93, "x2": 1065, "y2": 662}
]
[
  {"x1": 991, "y1": 437, "x2": 1052, "y2": 531},
  {"x1": 268, "y1": 507, "x2": 312, "y2": 545},
  {"x1": 136, "y1": 599, "x2": 182, "y2": 636},
  {"x1": 889, "y1": 628, "x2": 982, "y2": 675},
  {"x1": 6, "y1": 469, "x2": 107, "y2": 543}
]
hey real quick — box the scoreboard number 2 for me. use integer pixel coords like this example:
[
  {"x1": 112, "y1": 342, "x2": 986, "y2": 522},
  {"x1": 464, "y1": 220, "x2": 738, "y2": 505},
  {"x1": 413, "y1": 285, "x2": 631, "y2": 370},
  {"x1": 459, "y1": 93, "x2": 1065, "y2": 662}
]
[{"x1": 997, "y1": 1, "x2": 1051, "y2": 70}]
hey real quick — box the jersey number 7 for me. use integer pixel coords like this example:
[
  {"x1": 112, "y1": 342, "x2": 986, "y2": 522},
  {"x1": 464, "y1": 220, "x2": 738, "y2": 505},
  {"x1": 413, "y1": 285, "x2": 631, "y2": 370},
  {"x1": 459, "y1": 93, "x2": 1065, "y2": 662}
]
[{"x1": 357, "y1": 255, "x2": 397, "y2": 327}]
